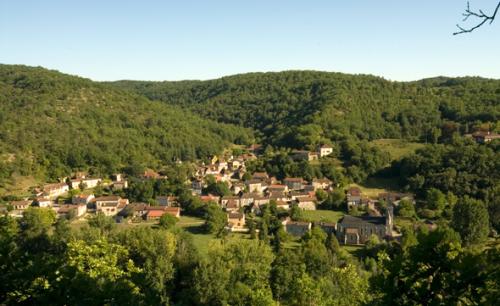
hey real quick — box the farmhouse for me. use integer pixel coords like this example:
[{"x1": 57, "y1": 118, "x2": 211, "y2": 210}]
[
  {"x1": 291, "y1": 150, "x2": 318, "y2": 162},
  {"x1": 225, "y1": 199, "x2": 240, "y2": 212},
  {"x1": 296, "y1": 197, "x2": 316, "y2": 210},
  {"x1": 43, "y1": 183, "x2": 69, "y2": 198},
  {"x1": 72, "y1": 193, "x2": 95, "y2": 205},
  {"x1": 112, "y1": 180, "x2": 128, "y2": 190},
  {"x1": 252, "y1": 172, "x2": 269, "y2": 181},
  {"x1": 157, "y1": 196, "x2": 178, "y2": 207},
  {"x1": 311, "y1": 178, "x2": 332, "y2": 190},
  {"x1": 245, "y1": 179, "x2": 263, "y2": 194},
  {"x1": 145, "y1": 207, "x2": 181, "y2": 220},
  {"x1": 126, "y1": 202, "x2": 149, "y2": 218},
  {"x1": 221, "y1": 195, "x2": 240, "y2": 207},
  {"x1": 71, "y1": 177, "x2": 101, "y2": 189},
  {"x1": 34, "y1": 197, "x2": 53, "y2": 208},
  {"x1": 283, "y1": 177, "x2": 305, "y2": 191},
  {"x1": 10, "y1": 200, "x2": 32, "y2": 210},
  {"x1": 275, "y1": 200, "x2": 290, "y2": 210},
  {"x1": 318, "y1": 144, "x2": 333, "y2": 157},
  {"x1": 266, "y1": 184, "x2": 289, "y2": 194},
  {"x1": 227, "y1": 212, "x2": 246, "y2": 232},
  {"x1": 282, "y1": 219, "x2": 311, "y2": 236},
  {"x1": 346, "y1": 187, "x2": 362, "y2": 208},
  {"x1": 95, "y1": 196, "x2": 128, "y2": 217},
  {"x1": 56, "y1": 204, "x2": 87, "y2": 218},
  {"x1": 472, "y1": 131, "x2": 500, "y2": 143}
]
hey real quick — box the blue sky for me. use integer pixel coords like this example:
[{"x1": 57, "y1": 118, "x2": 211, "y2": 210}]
[{"x1": 1, "y1": 0, "x2": 499, "y2": 81}]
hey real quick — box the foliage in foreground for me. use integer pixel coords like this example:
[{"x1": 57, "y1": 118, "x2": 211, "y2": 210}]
[{"x1": 0, "y1": 209, "x2": 498, "y2": 305}]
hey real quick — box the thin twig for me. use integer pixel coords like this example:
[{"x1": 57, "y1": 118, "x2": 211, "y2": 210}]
[{"x1": 454, "y1": 1, "x2": 500, "y2": 35}]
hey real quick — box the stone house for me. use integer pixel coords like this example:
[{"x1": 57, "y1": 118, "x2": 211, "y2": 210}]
[
  {"x1": 72, "y1": 194, "x2": 95, "y2": 205},
  {"x1": 311, "y1": 178, "x2": 332, "y2": 190},
  {"x1": 346, "y1": 187, "x2": 362, "y2": 208},
  {"x1": 95, "y1": 196, "x2": 128, "y2": 217},
  {"x1": 245, "y1": 179, "x2": 263, "y2": 194},
  {"x1": 282, "y1": 219, "x2": 312, "y2": 236},
  {"x1": 283, "y1": 178, "x2": 305, "y2": 191},
  {"x1": 291, "y1": 150, "x2": 318, "y2": 162},
  {"x1": 472, "y1": 131, "x2": 500, "y2": 143},
  {"x1": 297, "y1": 197, "x2": 316, "y2": 210},
  {"x1": 10, "y1": 200, "x2": 32, "y2": 211},
  {"x1": 227, "y1": 212, "x2": 246, "y2": 232},
  {"x1": 43, "y1": 183, "x2": 69, "y2": 198}
]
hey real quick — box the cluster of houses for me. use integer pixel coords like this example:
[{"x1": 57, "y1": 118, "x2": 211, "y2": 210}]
[
  {"x1": 187, "y1": 146, "x2": 406, "y2": 244},
  {"x1": 5, "y1": 171, "x2": 180, "y2": 222},
  {"x1": 190, "y1": 150, "x2": 337, "y2": 232},
  {"x1": 8, "y1": 193, "x2": 181, "y2": 222},
  {"x1": 4, "y1": 143, "x2": 416, "y2": 245}
]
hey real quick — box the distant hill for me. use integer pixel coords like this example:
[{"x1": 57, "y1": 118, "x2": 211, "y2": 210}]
[
  {"x1": 0, "y1": 65, "x2": 253, "y2": 184},
  {"x1": 109, "y1": 71, "x2": 500, "y2": 147}
]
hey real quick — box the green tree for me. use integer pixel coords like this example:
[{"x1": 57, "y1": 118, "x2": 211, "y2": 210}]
[
  {"x1": 193, "y1": 240, "x2": 274, "y2": 305},
  {"x1": 373, "y1": 226, "x2": 493, "y2": 305},
  {"x1": 204, "y1": 203, "x2": 227, "y2": 237},
  {"x1": 158, "y1": 213, "x2": 178, "y2": 230},
  {"x1": 452, "y1": 197, "x2": 490, "y2": 245},
  {"x1": 117, "y1": 227, "x2": 177, "y2": 304},
  {"x1": 289, "y1": 204, "x2": 303, "y2": 221},
  {"x1": 20, "y1": 207, "x2": 56, "y2": 240},
  {"x1": 0, "y1": 216, "x2": 20, "y2": 301},
  {"x1": 397, "y1": 199, "x2": 416, "y2": 218},
  {"x1": 426, "y1": 188, "x2": 447, "y2": 212},
  {"x1": 322, "y1": 189, "x2": 345, "y2": 210},
  {"x1": 315, "y1": 189, "x2": 328, "y2": 202},
  {"x1": 57, "y1": 239, "x2": 143, "y2": 305},
  {"x1": 88, "y1": 212, "x2": 116, "y2": 235}
]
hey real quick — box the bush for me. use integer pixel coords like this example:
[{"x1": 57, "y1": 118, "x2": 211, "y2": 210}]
[
  {"x1": 158, "y1": 214, "x2": 178, "y2": 230},
  {"x1": 419, "y1": 208, "x2": 436, "y2": 219}
]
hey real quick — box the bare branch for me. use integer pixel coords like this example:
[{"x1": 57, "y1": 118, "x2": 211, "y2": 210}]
[{"x1": 454, "y1": 1, "x2": 500, "y2": 35}]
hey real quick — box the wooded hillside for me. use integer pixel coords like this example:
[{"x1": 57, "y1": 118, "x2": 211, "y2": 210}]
[
  {"x1": 110, "y1": 71, "x2": 500, "y2": 147},
  {"x1": 0, "y1": 65, "x2": 253, "y2": 184}
]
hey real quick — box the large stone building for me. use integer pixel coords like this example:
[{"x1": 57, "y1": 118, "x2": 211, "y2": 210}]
[{"x1": 336, "y1": 207, "x2": 394, "y2": 245}]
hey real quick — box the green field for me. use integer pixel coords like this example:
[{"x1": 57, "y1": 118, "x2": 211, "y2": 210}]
[
  {"x1": 370, "y1": 139, "x2": 425, "y2": 161},
  {"x1": 300, "y1": 210, "x2": 345, "y2": 223},
  {"x1": 176, "y1": 216, "x2": 251, "y2": 256}
]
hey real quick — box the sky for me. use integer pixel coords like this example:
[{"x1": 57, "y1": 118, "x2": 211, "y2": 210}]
[{"x1": 1, "y1": 0, "x2": 500, "y2": 81}]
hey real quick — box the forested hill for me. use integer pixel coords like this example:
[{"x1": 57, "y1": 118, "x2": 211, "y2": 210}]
[
  {"x1": 110, "y1": 71, "x2": 500, "y2": 147},
  {"x1": 0, "y1": 65, "x2": 253, "y2": 182}
]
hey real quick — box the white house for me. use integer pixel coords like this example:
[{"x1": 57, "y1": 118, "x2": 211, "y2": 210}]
[
  {"x1": 318, "y1": 145, "x2": 333, "y2": 157},
  {"x1": 35, "y1": 197, "x2": 53, "y2": 208},
  {"x1": 297, "y1": 197, "x2": 316, "y2": 210},
  {"x1": 43, "y1": 183, "x2": 69, "y2": 198}
]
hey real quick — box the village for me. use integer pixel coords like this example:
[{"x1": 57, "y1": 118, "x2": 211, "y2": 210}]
[{"x1": 1, "y1": 141, "x2": 429, "y2": 247}]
